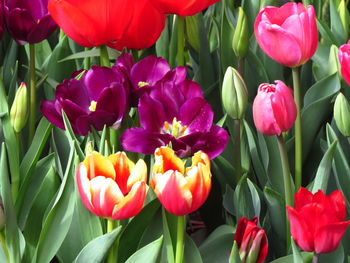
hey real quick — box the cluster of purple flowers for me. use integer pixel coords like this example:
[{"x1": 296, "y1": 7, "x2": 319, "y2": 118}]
[{"x1": 41, "y1": 54, "x2": 229, "y2": 159}]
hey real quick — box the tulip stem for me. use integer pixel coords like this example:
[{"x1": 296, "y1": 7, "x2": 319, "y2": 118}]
[
  {"x1": 29, "y1": 44, "x2": 36, "y2": 144},
  {"x1": 177, "y1": 16, "x2": 185, "y2": 67},
  {"x1": 100, "y1": 45, "x2": 110, "y2": 67},
  {"x1": 233, "y1": 119, "x2": 242, "y2": 184},
  {"x1": 312, "y1": 253, "x2": 319, "y2": 263},
  {"x1": 84, "y1": 47, "x2": 91, "y2": 69},
  {"x1": 107, "y1": 219, "x2": 119, "y2": 263},
  {"x1": 277, "y1": 135, "x2": 293, "y2": 251},
  {"x1": 292, "y1": 67, "x2": 302, "y2": 190},
  {"x1": 175, "y1": 215, "x2": 185, "y2": 263}
]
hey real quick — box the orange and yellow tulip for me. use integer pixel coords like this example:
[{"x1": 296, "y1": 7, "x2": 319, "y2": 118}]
[
  {"x1": 151, "y1": 147, "x2": 211, "y2": 216},
  {"x1": 76, "y1": 152, "x2": 147, "y2": 220}
]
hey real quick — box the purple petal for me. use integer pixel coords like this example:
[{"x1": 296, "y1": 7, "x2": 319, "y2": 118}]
[
  {"x1": 121, "y1": 128, "x2": 172, "y2": 155},
  {"x1": 180, "y1": 126, "x2": 229, "y2": 159},
  {"x1": 89, "y1": 111, "x2": 117, "y2": 131},
  {"x1": 40, "y1": 100, "x2": 65, "y2": 130},
  {"x1": 60, "y1": 99, "x2": 87, "y2": 126},
  {"x1": 115, "y1": 53, "x2": 134, "y2": 75},
  {"x1": 27, "y1": 14, "x2": 57, "y2": 43},
  {"x1": 138, "y1": 94, "x2": 166, "y2": 131},
  {"x1": 179, "y1": 98, "x2": 214, "y2": 133},
  {"x1": 161, "y1": 67, "x2": 187, "y2": 85},
  {"x1": 179, "y1": 80, "x2": 204, "y2": 100},
  {"x1": 6, "y1": 8, "x2": 37, "y2": 44},
  {"x1": 130, "y1": 56, "x2": 170, "y2": 88},
  {"x1": 75, "y1": 115, "x2": 90, "y2": 136}
]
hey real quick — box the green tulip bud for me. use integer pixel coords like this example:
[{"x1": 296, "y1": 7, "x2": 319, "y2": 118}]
[
  {"x1": 10, "y1": 82, "x2": 28, "y2": 133},
  {"x1": 338, "y1": 0, "x2": 350, "y2": 37},
  {"x1": 185, "y1": 15, "x2": 200, "y2": 52},
  {"x1": 232, "y1": 7, "x2": 249, "y2": 59},
  {"x1": 222, "y1": 67, "x2": 248, "y2": 120},
  {"x1": 334, "y1": 93, "x2": 350, "y2": 137}
]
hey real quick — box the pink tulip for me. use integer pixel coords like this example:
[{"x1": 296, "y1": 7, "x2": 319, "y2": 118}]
[
  {"x1": 338, "y1": 41, "x2": 350, "y2": 86},
  {"x1": 254, "y1": 2, "x2": 318, "y2": 67},
  {"x1": 253, "y1": 81, "x2": 297, "y2": 136}
]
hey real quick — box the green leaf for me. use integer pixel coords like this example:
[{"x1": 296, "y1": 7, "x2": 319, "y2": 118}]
[
  {"x1": 73, "y1": 226, "x2": 122, "y2": 263},
  {"x1": 311, "y1": 140, "x2": 337, "y2": 193},
  {"x1": 33, "y1": 144, "x2": 76, "y2": 263},
  {"x1": 229, "y1": 241, "x2": 242, "y2": 263},
  {"x1": 58, "y1": 48, "x2": 119, "y2": 62},
  {"x1": 330, "y1": 0, "x2": 347, "y2": 44},
  {"x1": 62, "y1": 111, "x2": 85, "y2": 160},
  {"x1": 0, "y1": 143, "x2": 20, "y2": 263},
  {"x1": 118, "y1": 199, "x2": 161, "y2": 263},
  {"x1": 184, "y1": 234, "x2": 203, "y2": 263},
  {"x1": 319, "y1": 243, "x2": 344, "y2": 263},
  {"x1": 125, "y1": 236, "x2": 163, "y2": 263},
  {"x1": 269, "y1": 252, "x2": 312, "y2": 263},
  {"x1": 291, "y1": 239, "x2": 303, "y2": 263},
  {"x1": 162, "y1": 209, "x2": 176, "y2": 263}
]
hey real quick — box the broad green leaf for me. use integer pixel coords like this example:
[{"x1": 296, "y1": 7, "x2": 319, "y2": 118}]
[
  {"x1": 311, "y1": 140, "x2": 337, "y2": 193},
  {"x1": 184, "y1": 234, "x2": 203, "y2": 263},
  {"x1": 73, "y1": 226, "x2": 122, "y2": 263},
  {"x1": 33, "y1": 144, "x2": 76, "y2": 263},
  {"x1": 319, "y1": 243, "x2": 344, "y2": 263},
  {"x1": 125, "y1": 236, "x2": 163, "y2": 263},
  {"x1": 330, "y1": 0, "x2": 347, "y2": 44},
  {"x1": 62, "y1": 111, "x2": 85, "y2": 160},
  {"x1": 291, "y1": 239, "x2": 303, "y2": 263},
  {"x1": 0, "y1": 144, "x2": 20, "y2": 263},
  {"x1": 270, "y1": 253, "x2": 312, "y2": 263},
  {"x1": 161, "y1": 209, "x2": 176, "y2": 263}
]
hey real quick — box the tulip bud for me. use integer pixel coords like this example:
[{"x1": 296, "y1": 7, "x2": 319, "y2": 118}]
[
  {"x1": 10, "y1": 82, "x2": 28, "y2": 133},
  {"x1": 222, "y1": 67, "x2": 248, "y2": 120},
  {"x1": 338, "y1": 0, "x2": 350, "y2": 37},
  {"x1": 232, "y1": 8, "x2": 249, "y2": 59},
  {"x1": 185, "y1": 15, "x2": 200, "y2": 52},
  {"x1": 334, "y1": 93, "x2": 350, "y2": 137}
]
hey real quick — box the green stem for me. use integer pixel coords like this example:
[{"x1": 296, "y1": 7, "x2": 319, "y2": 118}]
[
  {"x1": 29, "y1": 44, "x2": 36, "y2": 143},
  {"x1": 277, "y1": 135, "x2": 293, "y2": 251},
  {"x1": 175, "y1": 216, "x2": 185, "y2": 263},
  {"x1": 84, "y1": 47, "x2": 91, "y2": 69},
  {"x1": 100, "y1": 45, "x2": 110, "y2": 67},
  {"x1": 177, "y1": 16, "x2": 185, "y2": 67},
  {"x1": 107, "y1": 219, "x2": 120, "y2": 263},
  {"x1": 292, "y1": 67, "x2": 302, "y2": 190},
  {"x1": 109, "y1": 128, "x2": 119, "y2": 153},
  {"x1": 312, "y1": 253, "x2": 319, "y2": 263},
  {"x1": 233, "y1": 119, "x2": 242, "y2": 184}
]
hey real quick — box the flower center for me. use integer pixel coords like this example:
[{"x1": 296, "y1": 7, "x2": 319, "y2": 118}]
[
  {"x1": 259, "y1": 83, "x2": 276, "y2": 93},
  {"x1": 89, "y1": 100, "x2": 97, "y2": 112},
  {"x1": 162, "y1": 117, "x2": 188, "y2": 138},
  {"x1": 138, "y1": 81, "x2": 149, "y2": 88}
]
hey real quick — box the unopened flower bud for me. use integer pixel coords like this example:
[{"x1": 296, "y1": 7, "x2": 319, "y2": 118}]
[
  {"x1": 222, "y1": 67, "x2": 248, "y2": 120},
  {"x1": 338, "y1": 0, "x2": 350, "y2": 37},
  {"x1": 334, "y1": 93, "x2": 350, "y2": 137},
  {"x1": 185, "y1": 15, "x2": 200, "y2": 52},
  {"x1": 232, "y1": 7, "x2": 249, "y2": 59},
  {"x1": 10, "y1": 82, "x2": 28, "y2": 133}
]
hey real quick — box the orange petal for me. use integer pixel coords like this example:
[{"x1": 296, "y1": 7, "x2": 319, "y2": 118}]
[
  {"x1": 108, "y1": 152, "x2": 135, "y2": 195},
  {"x1": 90, "y1": 176, "x2": 124, "y2": 218},
  {"x1": 111, "y1": 181, "x2": 148, "y2": 220},
  {"x1": 153, "y1": 147, "x2": 185, "y2": 175},
  {"x1": 83, "y1": 152, "x2": 116, "y2": 180},
  {"x1": 153, "y1": 170, "x2": 192, "y2": 216},
  {"x1": 127, "y1": 159, "x2": 147, "y2": 192}
]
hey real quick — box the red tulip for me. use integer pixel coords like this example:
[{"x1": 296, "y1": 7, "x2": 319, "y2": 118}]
[
  {"x1": 76, "y1": 152, "x2": 148, "y2": 220},
  {"x1": 338, "y1": 40, "x2": 350, "y2": 86},
  {"x1": 253, "y1": 81, "x2": 296, "y2": 136},
  {"x1": 254, "y1": 2, "x2": 318, "y2": 67},
  {"x1": 150, "y1": 0, "x2": 220, "y2": 17},
  {"x1": 234, "y1": 217, "x2": 268, "y2": 263},
  {"x1": 287, "y1": 187, "x2": 350, "y2": 254},
  {"x1": 151, "y1": 147, "x2": 211, "y2": 216},
  {"x1": 48, "y1": 0, "x2": 166, "y2": 50}
]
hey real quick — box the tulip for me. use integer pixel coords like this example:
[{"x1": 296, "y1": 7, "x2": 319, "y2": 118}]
[
  {"x1": 232, "y1": 8, "x2": 249, "y2": 59},
  {"x1": 254, "y1": 2, "x2": 318, "y2": 67},
  {"x1": 287, "y1": 187, "x2": 350, "y2": 254},
  {"x1": 151, "y1": 147, "x2": 211, "y2": 216},
  {"x1": 10, "y1": 82, "x2": 28, "y2": 133},
  {"x1": 150, "y1": 0, "x2": 220, "y2": 17},
  {"x1": 338, "y1": 40, "x2": 350, "y2": 86},
  {"x1": 76, "y1": 152, "x2": 148, "y2": 220},
  {"x1": 48, "y1": 0, "x2": 166, "y2": 50},
  {"x1": 233, "y1": 217, "x2": 268, "y2": 263},
  {"x1": 253, "y1": 81, "x2": 296, "y2": 136},
  {"x1": 121, "y1": 73, "x2": 229, "y2": 159},
  {"x1": 40, "y1": 66, "x2": 129, "y2": 136},
  {"x1": 3, "y1": 0, "x2": 57, "y2": 45},
  {"x1": 0, "y1": 4, "x2": 3, "y2": 40},
  {"x1": 334, "y1": 93, "x2": 350, "y2": 137}
]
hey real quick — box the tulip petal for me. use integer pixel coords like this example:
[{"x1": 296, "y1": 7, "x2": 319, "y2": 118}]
[
  {"x1": 83, "y1": 153, "x2": 116, "y2": 180},
  {"x1": 153, "y1": 147, "x2": 185, "y2": 175},
  {"x1": 127, "y1": 159, "x2": 147, "y2": 192},
  {"x1": 294, "y1": 187, "x2": 313, "y2": 211},
  {"x1": 40, "y1": 100, "x2": 65, "y2": 130},
  {"x1": 329, "y1": 190, "x2": 347, "y2": 221},
  {"x1": 152, "y1": 170, "x2": 192, "y2": 216},
  {"x1": 76, "y1": 163, "x2": 95, "y2": 213},
  {"x1": 111, "y1": 181, "x2": 147, "y2": 220},
  {"x1": 139, "y1": 94, "x2": 167, "y2": 132},
  {"x1": 179, "y1": 80, "x2": 204, "y2": 100},
  {"x1": 314, "y1": 221, "x2": 350, "y2": 254}
]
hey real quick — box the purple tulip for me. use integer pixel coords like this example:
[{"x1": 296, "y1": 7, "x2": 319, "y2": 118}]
[
  {"x1": 115, "y1": 54, "x2": 187, "y2": 105},
  {"x1": 0, "y1": 4, "x2": 3, "y2": 40},
  {"x1": 40, "y1": 66, "x2": 129, "y2": 136},
  {"x1": 3, "y1": 0, "x2": 57, "y2": 45},
  {"x1": 121, "y1": 78, "x2": 229, "y2": 159}
]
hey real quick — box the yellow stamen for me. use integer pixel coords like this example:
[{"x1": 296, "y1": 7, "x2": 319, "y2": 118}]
[
  {"x1": 138, "y1": 81, "x2": 149, "y2": 88},
  {"x1": 89, "y1": 100, "x2": 97, "y2": 112}
]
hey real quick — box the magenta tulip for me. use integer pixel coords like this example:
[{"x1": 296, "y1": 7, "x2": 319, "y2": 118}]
[
  {"x1": 338, "y1": 40, "x2": 350, "y2": 86},
  {"x1": 254, "y1": 2, "x2": 318, "y2": 67},
  {"x1": 253, "y1": 81, "x2": 296, "y2": 136}
]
